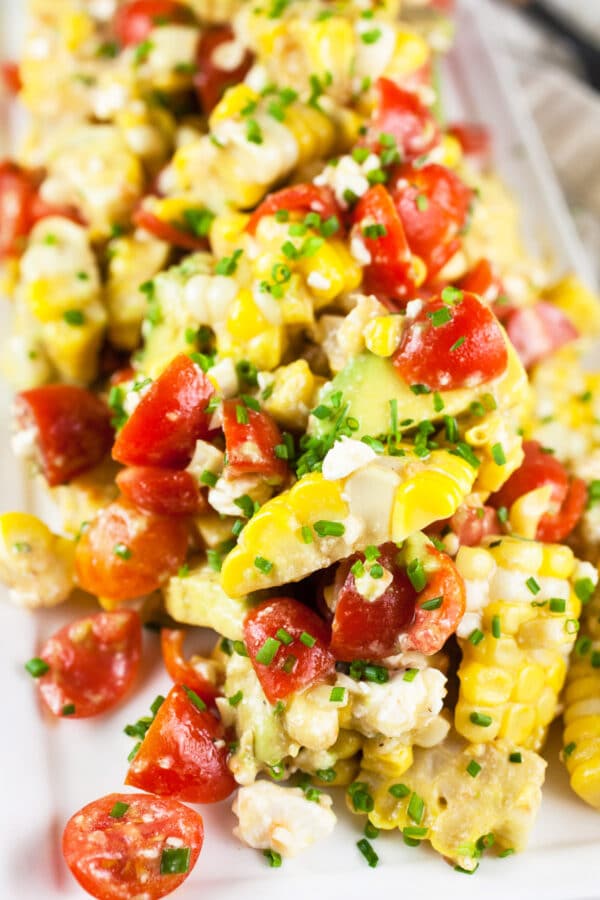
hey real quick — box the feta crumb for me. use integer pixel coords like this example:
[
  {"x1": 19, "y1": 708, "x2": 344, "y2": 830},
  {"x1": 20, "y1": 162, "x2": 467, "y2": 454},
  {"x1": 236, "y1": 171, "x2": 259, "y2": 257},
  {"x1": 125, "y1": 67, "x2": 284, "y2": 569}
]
[{"x1": 322, "y1": 437, "x2": 377, "y2": 481}]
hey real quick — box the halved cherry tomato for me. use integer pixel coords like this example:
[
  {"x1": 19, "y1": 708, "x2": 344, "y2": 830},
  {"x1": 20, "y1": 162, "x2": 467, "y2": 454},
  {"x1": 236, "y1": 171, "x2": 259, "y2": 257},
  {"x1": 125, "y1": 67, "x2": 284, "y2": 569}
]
[
  {"x1": 117, "y1": 466, "x2": 208, "y2": 516},
  {"x1": 222, "y1": 399, "x2": 288, "y2": 481},
  {"x1": 390, "y1": 162, "x2": 473, "y2": 279},
  {"x1": 503, "y1": 301, "x2": 578, "y2": 369},
  {"x1": 392, "y1": 290, "x2": 508, "y2": 391},
  {"x1": 331, "y1": 543, "x2": 465, "y2": 659},
  {"x1": 428, "y1": 504, "x2": 501, "y2": 549},
  {"x1": 14, "y1": 385, "x2": 114, "y2": 487},
  {"x1": 365, "y1": 78, "x2": 439, "y2": 161},
  {"x1": 114, "y1": 0, "x2": 193, "y2": 46},
  {"x1": 457, "y1": 257, "x2": 503, "y2": 305},
  {"x1": 1, "y1": 61, "x2": 21, "y2": 95},
  {"x1": 133, "y1": 206, "x2": 210, "y2": 251},
  {"x1": 36, "y1": 610, "x2": 141, "y2": 718},
  {"x1": 244, "y1": 598, "x2": 335, "y2": 704},
  {"x1": 246, "y1": 184, "x2": 341, "y2": 235},
  {"x1": 447, "y1": 122, "x2": 492, "y2": 167},
  {"x1": 351, "y1": 185, "x2": 415, "y2": 300},
  {"x1": 194, "y1": 25, "x2": 254, "y2": 113},
  {"x1": 63, "y1": 792, "x2": 204, "y2": 900},
  {"x1": 0, "y1": 160, "x2": 38, "y2": 257},
  {"x1": 160, "y1": 629, "x2": 219, "y2": 705},
  {"x1": 126, "y1": 684, "x2": 236, "y2": 803},
  {"x1": 112, "y1": 354, "x2": 214, "y2": 468},
  {"x1": 75, "y1": 499, "x2": 189, "y2": 601},
  {"x1": 489, "y1": 440, "x2": 586, "y2": 542}
]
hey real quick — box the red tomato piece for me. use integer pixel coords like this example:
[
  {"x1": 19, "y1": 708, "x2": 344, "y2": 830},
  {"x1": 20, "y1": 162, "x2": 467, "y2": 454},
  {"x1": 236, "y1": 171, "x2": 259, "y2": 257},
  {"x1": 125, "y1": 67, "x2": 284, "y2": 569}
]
[
  {"x1": 365, "y1": 78, "x2": 439, "y2": 161},
  {"x1": 112, "y1": 354, "x2": 214, "y2": 468},
  {"x1": 403, "y1": 547, "x2": 466, "y2": 654},
  {"x1": 490, "y1": 440, "x2": 586, "y2": 542},
  {"x1": 1, "y1": 61, "x2": 21, "y2": 95},
  {"x1": 351, "y1": 185, "x2": 415, "y2": 300},
  {"x1": 75, "y1": 499, "x2": 189, "y2": 601},
  {"x1": 221, "y1": 399, "x2": 288, "y2": 480},
  {"x1": 14, "y1": 385, "x2": 114, "y2": 487},
  {"x1": 126, "y1": 684, "x2": 236, "y2": 803},
  {"x1": 390, "y1": 162, "x2": 473, "y2": 279},
  {"x1": 393, "y1": 290, "x2": 508, "y2": 391},
  {"x1": 447, "y1": 122, "x2": 492, "y2": 167},
  {"x1": 114, "y1": 0, "x2": 193, "y2": 46},
  {"x1": 457, "y1": 257, "x2": 503, "y2": 305},
  {"x1": 117, "y1": 466, "x2": 208, "y2": 516},
  {"x1": 160, "y1": 629, "x2": 219, "y2": 705},
  {"x1": 36, "y1": 610, "x2": 141, "y2": 718},
  {"x1": 132, "y1": 206, "x2": 210, "y2": 251},
  {"x1": 194, "y1": 25, "x2": 254, "y2": 113},
  {"x1": 0, "y1": 160, "x2": 38, "y2": 257},
  {"x1": 63, "y1": 792, "x2": 203, "y2": 900},
  {"x1": 448, "y1": 504, "x2": 501, "y2": 547},
  {"x1": 503, "y1": 301, "x2": 578, "y2": 369},
  {"x1": 244, "y1": 598, "x2": 335, "y2": 704},
  {"x1": 246, "y1": 184, "x2": 341, "y2": 235}
]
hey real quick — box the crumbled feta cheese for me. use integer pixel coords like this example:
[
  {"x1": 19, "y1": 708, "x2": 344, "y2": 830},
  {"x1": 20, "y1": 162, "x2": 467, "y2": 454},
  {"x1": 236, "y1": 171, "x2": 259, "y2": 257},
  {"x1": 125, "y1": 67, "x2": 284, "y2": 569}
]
[
  {"x1": 211, "y1": 39, "x2": 247, "y2": 71},
  {"x1": 350, "y1": 234, "x2": 371, "y2": 266},
  {"x1": 344, "y1": 667, "x2": 447, "y2": 739},
  {"x1": 307, "y1": 271, "x2": 332, "y2": 292},
  {"x1": 186, "y1": 440, "x2": 225, "y2": 481},
  {"x1": 314, "y1": 155, "x2": 370, "y2": 207},
  {"x1": 209, "y1": 358, "x2": 239, "y2": 398},
  {"x1": 354, "y1": 564, "x2": 393, "y2": 602},
  {"x1": 322, "y1": 437, "x2": 377, "y2": 481},
  {"x1": 208, "y1": 473, "x2": 272, "y2": 518}
]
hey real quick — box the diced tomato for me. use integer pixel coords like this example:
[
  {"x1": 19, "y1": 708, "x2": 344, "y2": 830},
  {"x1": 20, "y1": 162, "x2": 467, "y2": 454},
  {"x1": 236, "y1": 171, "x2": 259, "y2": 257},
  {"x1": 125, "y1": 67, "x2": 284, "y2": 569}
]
[
  {"x1": 194, "y1": 25, "x2": 254, "y2": 113},
  {"x1": 112, "y1": 354, "x2": 214, "y2": 468},
  {"x1": 221, "y1": 399, "x2": 288, "y2": 481},
  {"x1": 36, "y1": 610, "x2": 141, "y2": 718},
  {"x1": 114, "y1": 0, "x2": 194, "y2": 46},
  {"x1": 246, "y1": 184, "x2": 341, "y2": 235},
  {"x1": 75, "y1": 499, "x2": 189, "y2": 601},
  {"x1": 457, "y1": 257, "x2": 503, "y2": 305},
  {"x1": 244, "y1": 598, "x2": 335, "y2": 704},
  {"x1": 132, "y1": 206, "x2": 210, "y2": 251},
  {"x1": 160, "y1": 629, "x2": 219, "y2": 706},
  {"x1": 109, "y1": 366, "x2": 137, "y2": 386},
  {"x1": 63, "y1": 792, "x2": 203, "y2": 900},
  {"x1": 447, "y1": 122, "x2": 492, "y2": 167},
  {"x1": 351, "y1": 185, "x2": 415, "y2": 300},
  {"x1": 1, "y1": 62, "x2": 21, "y2": 95},
  {"x1": 126, "y1": 684, "x2": 236, "y2": 803},
  {"x1": 365, "y1": 78, "x2": 439, "y2": 161},
  {"x1": 390, "y1": 162, "x2": 473, "y2": 279},
  {"x1": 503, "y1": 301, "x2": 578, "y2": 369},
  {"x1": 14, "y1": 385, "x2": 114, "y2": 487},
  {"x1": 489, "y1": 440, "x2": 586, "y2": 542},
  {"x1": 331, "y1": 543, "x2": 465, "y2": 659},
  {"x1": 117, "y1": 466, "x2": 208, "y2": 516},
  {"x1": 0, "y1": 160, "x2": 39, "y2": 258},
  {"x1": 429, "y1": 504, "x2": 501, "y2": 548},
  {"x1": 393, "y1": 290, "x2": 508, "y2": 391}
]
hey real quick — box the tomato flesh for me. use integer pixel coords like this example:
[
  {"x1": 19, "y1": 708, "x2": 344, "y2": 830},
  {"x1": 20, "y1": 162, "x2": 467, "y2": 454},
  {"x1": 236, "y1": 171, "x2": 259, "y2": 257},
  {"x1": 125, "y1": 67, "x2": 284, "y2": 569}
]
[
  {"x1": 365, "y1": 78, "x2": 439, "y2": 161},
  {"x1": 0, "y1": 160, "x2": 39, "y2": 257},
  {"x1": 246, "y1": 184, "x2": 341, "y2": 235},
  {"x1": 117, "y1": 466, "x2": 207, "y2": 516},
  {"x1": 63, "y1": 792, "x2": 203, "y2": 900},
  {"x1": 160, "y1": 629, "x2": 219, "y2": 705},
  {"x1": 75, "y1": 499, "x2": 189, "y2": 601},
  {"x1": 126, "y1": 684, "x2": 236, "y2": 803},
  {"x1": 133, "y1": 207, "x2": 210, "y2": 251},
  {"x1": 503, "y1": 301, "x2": 578, "y2": 369},
  {"x1": 457, "y1": 257, "x2": 503, "y2": 305},
  {"x1": 222, "y1": 399, "x2": 288, "y2": 480},
  {"x1": 447, "y1": 122, "x2": 492, "y2": 166},
  {"x1": 244, "y1": 598, "x2": 335, "y2": 704},
  {"x1": 114, "y1": 0, "x2": 193, "y2": 46},
  {"x1": 15, "y1": 385, "x2": 114, "y2": 487},
  {"x1": 1, "y1": 62, "x2": 21, "y2": 95},
  {"x1": 429, "y1": 504, "x2": 501, "y2": 548},
  {"x1": 194, "y1": 26, "x2": 254, "y2": 113},
  {"x1": 112, "y1": 354, "x2": 215, "y2": 468},
  {"x1": 393, "y1": 290, "x2": 508, "y2": 391},
  {"x1": 37, "y1": 610, "x2": 141, "y2": 718}
]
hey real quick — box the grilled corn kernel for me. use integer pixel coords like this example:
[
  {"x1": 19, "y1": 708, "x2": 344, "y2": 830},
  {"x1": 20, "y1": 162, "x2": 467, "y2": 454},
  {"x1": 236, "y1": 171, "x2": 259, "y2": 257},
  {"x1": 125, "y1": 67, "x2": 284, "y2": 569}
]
[{"x1": 364, "y1": 315, "x2": 403, "y2": 357}]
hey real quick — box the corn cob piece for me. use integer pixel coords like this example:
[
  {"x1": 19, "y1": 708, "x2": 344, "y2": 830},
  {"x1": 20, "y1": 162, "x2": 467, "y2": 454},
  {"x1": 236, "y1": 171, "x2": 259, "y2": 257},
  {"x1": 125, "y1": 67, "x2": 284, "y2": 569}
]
[
  {"x1": 163, "y1": 561, "x2": 256, "y2": 641},
  {"x1": 454, "y1": 537, "x2": 584, "y2": 751},
  {"x1": 0, "y1": 512, "x2": 75, "y2": 608}
]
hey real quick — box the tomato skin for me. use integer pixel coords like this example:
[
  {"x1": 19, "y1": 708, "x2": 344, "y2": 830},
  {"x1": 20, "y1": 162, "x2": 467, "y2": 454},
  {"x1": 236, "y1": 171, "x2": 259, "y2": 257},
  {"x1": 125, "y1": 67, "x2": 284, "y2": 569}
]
[
  {"x1": 117, "y1": 466, "x2": 208, "y2": 516},
  {"x1": 114, "y1": 0, "x2": 193, "y2": 46},
  {"x1": 351, "y1": 185, "x2": 415, "y2": 300},
  {"x1": 446, "y1": 504, "x2": 501, "y2": 548},
  {"x1": 366, "y1": 78, "x2": 439, "y2": 161},
  {"x1": 447, "y1": 122, "x2": 492, "y2": 167},
  {"x1": 390, "y1": 163, "x2": 472, "y2": 279},
  {"x1": 403, "y1": 547, "x2": 466, "y2": 654},
  {"x1": 160, "y1": 629, "x2": 219, "y2": 705},
  {"x1": 63, "y1": 792, "x2": 203, "y2": 900},
  {"x1": 37, "y1": 611, "x2": 141, "y2": 718},
  {"x1": 112, "y1": 354, "x2": 215, "y2": 469},
  {"x1": 75, "y1": 499, "x2": 189, "y2": 601},
  {"x1": 392, "y1": 290, "x2": 508, "y2": 391},
  {"x1": 244, "y1": 598, "x2": 335, "y2": 704},
  {"x1": 503, "y1": 301, "x2": 578, "y2": 369},
  {"x1": 133, "y1": 206, "x2": 209, "y2": 251},
  {"x1": 1, "y1": 62, "x2": 21, "y2": 95},
  {"x1": 14, "y1": 385, "x2": 114, "y2": 487},
  {"x1": 0, "y1": 160, "x2": 38, "y2": 257},
  {"x1": 457, "y1": 257, "x2": 503, "y2": 305},
  {"x1": 490, "y1": 441, "x2": 586, "y2": 542},
  {"x1": 246, "y1": 184, "x2": 341, "y2": 235},
  {"x1": 194, "y1": 25, "x2": 254, "y2": 113},
  {"x1": 222, "y1": 399, "x2": 288, "y2": 480},
  {"x1": 126, "y1": 684, "x2": 236, "y2": 803}
]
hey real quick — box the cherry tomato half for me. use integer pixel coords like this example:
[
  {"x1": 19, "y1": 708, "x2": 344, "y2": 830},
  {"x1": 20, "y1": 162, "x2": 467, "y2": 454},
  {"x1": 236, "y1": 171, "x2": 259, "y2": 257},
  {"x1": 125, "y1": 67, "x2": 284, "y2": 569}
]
[
  {"x1": 126, "y1": 684, "x2": 236, "y2": 803},
  {"x1": 503, "y1": 301, "x2": 578, "y2": 369},
  {"x1": 457, "y1": 257, "x2": 503, "y2": 305},
  {"x1": 75, "y1": 499, "x2": 189, "y2": 601},
  {"x1": 14, "y1": 385, "x2": 114, "y2": 487},
  {"x1": 63, "y1": 792, "x2": 203, "y2": 900},
  {"x1": 393, "y1": 290, "x2": 508, "y2": 391},
  {"x1": 1, "y1": 61, "x2": 21, "y2": 95},
  {"x1": 244, "y1": 598, "x2": 335, "y2": 704},
  {"x1": 246, "y1": 184, "x2": 341, "y2": 235},
  {"x1": 447, "y1": 122, "x2": 492, "y2": 167},
  {"x1": 160, "y1": 629, "x2": 219, "y2": 705},
  {"x1": 194, "y1": 25, "x2": 254, "y2": 113},
  {"x1": 222, "y1": 399, "x2": 288, "y2": 481},
  {"x1": 114, "y1": 0, "x2": 194, "y2": 47},
  {"x1": 0, "y1": 160, "x2": 39, "y2": 258},
  {"x1": 132, "y1": 207, "x2": 210, "y2": 251},
  {"x1": 36, "y1": 610, "x2": 141, "y2": 718},
  {"x1": 365, "y1": 78, "x2": 439, "y2": 161},
  {"x1": 117, "y1": 466, "x2": 208, "y2": 516}
]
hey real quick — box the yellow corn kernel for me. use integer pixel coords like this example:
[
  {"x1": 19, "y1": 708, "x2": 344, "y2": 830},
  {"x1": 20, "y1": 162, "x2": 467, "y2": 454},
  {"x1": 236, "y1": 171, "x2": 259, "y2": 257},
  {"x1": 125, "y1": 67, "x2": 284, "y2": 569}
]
[
  {"x1": 218, "y1": 289, "x2": 285, "y2": 371},
  {"x1": 545, "y1": 652, "x2": 568, "y2": 694},
  {"x1": 364, "y1": 315, "x2": 403, "y2": 358},
  {"x1": 437, "y1": 134, "x2": 463, "y2": 170},
  {"x1": 298, "y1": 240, "x2": 362, "y2": 307},
  {"x1": 61, "y1": 10, "x2": 93, "y2": 50},
  {"x1": 488, "y1": 536, "x2": 544, "y2": 573},
  {"x1": 388, "y1": 29, "x2": 430, "y2": 78},
  {"x1": 210, "y1": 84, "x2": 260, "y2": 124},
  {"x1": 263, "y1": 360, "x2": 321, "y2": 431},
  {"x1": 570, "y1": 753, "x2": 600, "y2": 808},
  {"x1": 361, "y1": 738, "x2": 414, "y2": 779},
  {"x1": 454, "y1": 703, "x2": 502, "y2": 742},
  {"x1": 509, "y1": 485, "x2": 552, "y2": 541},
  {"x1": 469, "y1": 634, "x2": 521, "y2": 669},
  {"x1": 539, "y1": 542, "x2": 576, "y2": 579},
  {"x1": 304, "y1": 18, "x2": 355, "y2": 80},
  {"x1": 455, "y1": 545, "x2": 497, "y2": 581},
  {"x1": 313, "y1": 757, "x2": 359, "y2": 788},
  {"x1": 536, "y1": 685, "x2": 559, "y2": 727},
  {"x1": 512, "y1": 663, "x2": 546, "y2": 703},
  {"x1": 499, "y1": 704, "x2": 537, "y2": 745},
  {"x1": 391, "y1": 468, "x2": 470, "y2": 539},
  {"x1": 286, "y1": 102, "x2": 336, "y2": 163},
  {"x1": 565, "y1": 675, "x2": 600, "y2": 707},
  {"x1": 483, "y1": 601, "x2": 537, "y2": 636},
  {"x1": 459, "y1": 661, "x2": 513, "y2": 705},
  {"x1": 542, "y1": 274, "x2": 600, "y2": 336},
  {"x1": 291, "y1": 473, "x2": 349, "y2": 522},
  {"x1": 41, "y1": 302, "x2": 107, "y2": 384},
  {"x1": 331, "y1": 730, "x2": 363, "y2": 760},
  {"x1": 0, "y1": 512, "x2": 75, "y2": 608},
  {"x1": 210, "y1": 210, "x2": 250, "y2": 259},
  {"x1": 564, "y1": 715, "x2": 600, "y2": 747}
]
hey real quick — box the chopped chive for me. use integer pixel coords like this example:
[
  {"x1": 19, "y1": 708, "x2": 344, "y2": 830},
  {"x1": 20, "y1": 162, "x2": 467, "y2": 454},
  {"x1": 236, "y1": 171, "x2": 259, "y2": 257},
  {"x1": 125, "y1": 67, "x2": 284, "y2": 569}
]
[
  {"x1": 499, "y1": 849, "x2": 515, "y2": 858},
  {"x1": 574, "y1": 578, "x2": 595, "y2": 604},
  {"x1": 329, "y1": 686, "x2": 346, "y2": 703},
  {"x1": 313, "y1": 520, "x2": 345, "y2": 537},
  {"x1": 469, "y1": 711, "x2": 493, "y2": 727},
  {"x1": 300, "y1": 631, "x2": 316, "y2": 648},
  {"x1": 25, "y1": 657, "x2": 49, "y2": 678},
  {"x1": 255, "y1": 637, "x2": 281, "y2": 666},
  {"x1": 183, "y1": 687, "x2": 206, "y2": 711},
  {"x1": 315, "y1": 767, "x2": 337, "y2": 783},
  {"x1": 236, "y1": 404, "x2": 249, "y2": 425},
  {"x1": 233, "y1": 640, "x2": 248, "y2": 657},
  {"x1": 403, "y1": 826, "x2": 428, "y2": 839},
  {"x1": 263, "y1": 849, "x2": 282, "y2": 867},
  {"x1": 62, "y1": 704, "x2": 76, "y2": 716},
  {"x1": 228, "y1": 690, "x2": 243, "y2": 706},
  {"x1": 454, "y1": 864, "x2": 479, "y2": 874},
  {"x1": 301, "y1": 525, "x2": 313, "y2": 544},
  {"x1": 389, "y1": 398, "x2": 399, "y2": 440},
  {"x1": 564, "y1": 741, "x2": 576, "y2": 757},
  {"x1": 491, "y1": 615, "x2": 501, "y2": 638},
  {"x1": 407, "y1": 792, "x2": 425, "y2": 824},
  {"x1": 276, "y1": 628, "x2": 293, "y2": 646},
  {"x1": 428, "y1": 307, "x2": 452, "y2": 327},
  {"x1": 109, "y1": 801, "x2": 129, "y2": 818},
  {"x1": 254, "y1": 556, "x2": 273, "y2": 573},
  {"x1": 491, "y1": 442, "x2": 506, "y2": 466},
  {"x1": 466, "y1": 760, "x2": 482, "y2": 778},
  {"x1": 509, "y1": 751, "x2": 522, "y2": 763},
  {"x1": 468, "y1": 628, "x2": 484, "y2": 645},
  {"x1": 357, "y1": 838, "x2": 379, "y2": 867},
  {"x1": 403, "y1": 668, "x2": 418, "y2": 682},
  {"x1": 549, "y1": 598, "x2": 566, "y2": 613},
  {"x1": 407, "y1": 558, "x2": 427, "y2": 592},
  {"x1": 200, "y1": 470, "x2": 218, "y2": 487},
  {"x1": 526, "y1": 577, "x2": 540, "y2": 595},
  {"x1": 160, "y1": 847, "x2": 190, "y2": 875},
  {"x1": 127, "y1": 742, "x2": 141, "y2": 761},
  {"x1": 281, "y1": 654, "x2": 297, "y2": 674},
  {"x1": 369, "y1": 563, "x2": 384, "y2": 579},
  {"x1": 410, "y1": 383, "x2": 431, "y2": 395},
  {"x1": 496, "y1": 506, "x2": 508, "y2": 524},
  {"x1": 433, "y1": 392, "x2": 445, "y2": 412},
  {"x1": 388, "y1": 783, "x2": 411, "y2": 798},
  {"x1": 364, "y1": 821, "x2": 380, "y2": 840},
  {"x1": 421, "y1": 596, "x2": 443, "y2": 611},
  {"x1": 234, "y1": 494, "x2": 255, "y2": 518},
  {"x1": 575, "y1": 636, "x2": 592, "y2": 656},
  {"x1": 591, "y1": 651, "x2": 600, "y2": 668},
  {"x1": 113, "y1": 542, "x2": 132, "y2": 560},
  {"x1": 450, "y1": 336, "x2": 465, "y2": 352},
  {"x1": 348, "y1": 782, "x2": 374, "y2": 813},
  {"x1": 150, "y1": 695, "x2": 165, "y2": 716},
  {"x1": 63, "y1": 308, "x2": 85, "y2": 326}
]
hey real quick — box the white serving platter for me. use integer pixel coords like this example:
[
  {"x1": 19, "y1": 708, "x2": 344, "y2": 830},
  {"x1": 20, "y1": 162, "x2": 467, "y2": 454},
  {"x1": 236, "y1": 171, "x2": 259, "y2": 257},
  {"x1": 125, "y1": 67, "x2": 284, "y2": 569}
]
[{"x1": 0, "y1": 1, "x2": 598, "y2": 898}]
